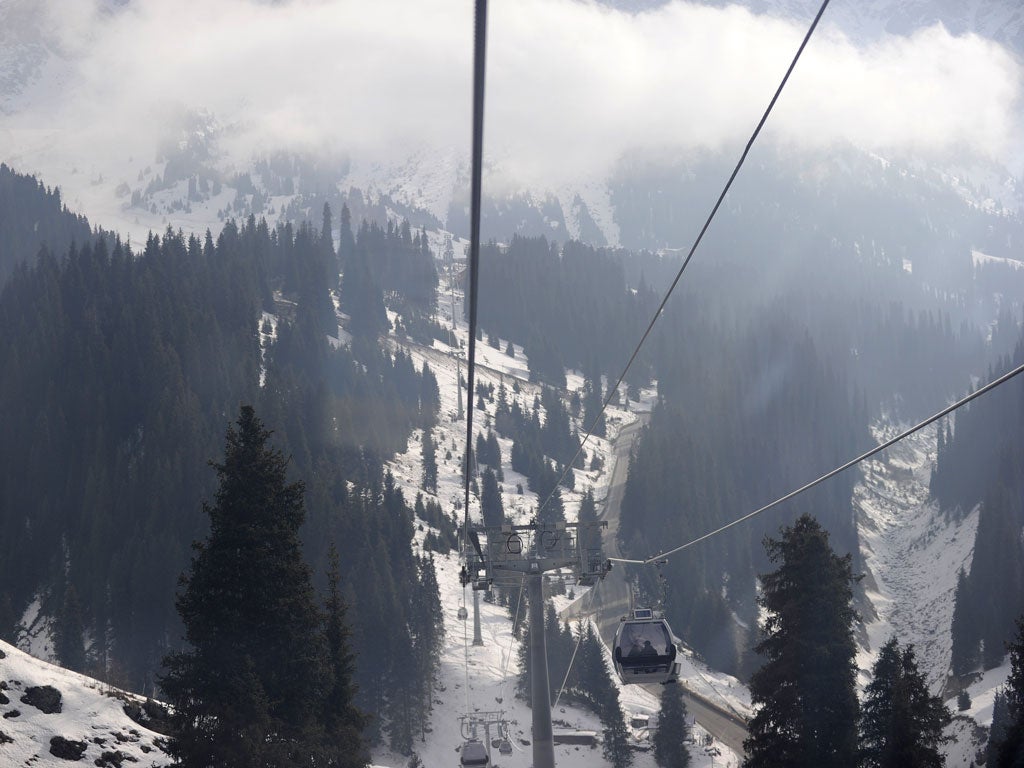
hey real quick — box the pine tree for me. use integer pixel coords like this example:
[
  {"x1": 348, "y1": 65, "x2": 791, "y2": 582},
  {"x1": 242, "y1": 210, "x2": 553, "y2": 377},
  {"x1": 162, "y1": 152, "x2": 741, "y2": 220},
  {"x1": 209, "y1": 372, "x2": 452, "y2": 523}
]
[
  {"x1": 421, "y1": 429, "x2": 437, "y2": 494},
  {"x1": 322, "y1": 544, "x2": 369, "y2": 767},
  {"x1": 860, "y1": 636, "x2": 951, "y2": 767},
  {"x1": 570, "y1": 620, "x2": 631, "y2": 766},
  {"x1": 744, "y1": 514, "x2": 859, "y2": 768},
  {"x1": 653, "y1": 682, "x2": 691, "y2": 767},
  {"x1": 0, "y1": 592, "x2": 16, "y2": 642},
  {"x1": 160, "y1": 405, "x2": 330, "y2": 767},
  {"x1": 338, "y1": 204, "x2": 355, "y2": 271},
  {"x1": 55, "y1": 583, "x2": 86, "y2": 673},
  {"x1": 577, "y1": 488, "x2": 600, "y2": 559},
  {"x1": 995, "y1": 616, "x2": 1024, "y2": 766},
  {"x1": 480, "y1": 467, "x2": 504, "y2": 528},
  {"x1": 990, "y1": 689, "x2": 1011, "y2": 764},
  {"x1": 602, "y1": 700, "x2": 634, "y2": 768},
  {"x1": 583, "y1": 373, "x2": 606, "y2": 438},
  {"x1": 950, "y1": 567, "x2": 977, "y2": 676},
  {"x1": 321, "y1": 202, "x2": 336, "y2": 271}
]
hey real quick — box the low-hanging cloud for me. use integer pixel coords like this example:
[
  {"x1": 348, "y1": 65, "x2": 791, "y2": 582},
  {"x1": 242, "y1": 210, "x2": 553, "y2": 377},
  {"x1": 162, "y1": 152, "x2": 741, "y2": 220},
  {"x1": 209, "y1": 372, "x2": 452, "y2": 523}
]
[{"x1": 2, "y1": 0, "x2": 1021, "y2": 196}]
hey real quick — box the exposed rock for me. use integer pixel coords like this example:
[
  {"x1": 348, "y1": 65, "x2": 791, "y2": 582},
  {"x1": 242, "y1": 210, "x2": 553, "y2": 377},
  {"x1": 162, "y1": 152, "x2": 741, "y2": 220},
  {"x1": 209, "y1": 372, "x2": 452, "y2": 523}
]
[
  {"x1": 21, "y1": 684, "x2": 62, "y2": 714},
  {"x1": 49, "y1": 735, "x2": 87, "y2": 760}
]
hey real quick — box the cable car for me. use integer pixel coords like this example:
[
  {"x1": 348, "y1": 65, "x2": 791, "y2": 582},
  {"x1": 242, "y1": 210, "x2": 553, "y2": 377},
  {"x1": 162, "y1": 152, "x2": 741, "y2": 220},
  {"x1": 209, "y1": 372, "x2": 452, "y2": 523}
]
[
  {"x1": 459, "y1": 739, "x2": 490, "y2": 767},
  {"x1": 612, "y1": 607, "x2": 680, "y2": 685}
]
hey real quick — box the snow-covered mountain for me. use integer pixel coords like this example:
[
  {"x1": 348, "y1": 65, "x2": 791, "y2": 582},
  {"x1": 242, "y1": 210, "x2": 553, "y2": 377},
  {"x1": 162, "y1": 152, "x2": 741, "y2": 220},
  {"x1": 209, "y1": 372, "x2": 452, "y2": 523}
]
[{"x1": 2, "y1": 0, "x2": 1021, "y2": 248}]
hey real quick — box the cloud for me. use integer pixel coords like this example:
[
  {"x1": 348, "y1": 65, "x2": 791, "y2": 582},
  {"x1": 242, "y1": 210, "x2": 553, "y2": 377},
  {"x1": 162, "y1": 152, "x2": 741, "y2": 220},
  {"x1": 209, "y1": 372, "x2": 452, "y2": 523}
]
[{"x1": 1, "y1": 0, "x2": 1021, "y2": 195}]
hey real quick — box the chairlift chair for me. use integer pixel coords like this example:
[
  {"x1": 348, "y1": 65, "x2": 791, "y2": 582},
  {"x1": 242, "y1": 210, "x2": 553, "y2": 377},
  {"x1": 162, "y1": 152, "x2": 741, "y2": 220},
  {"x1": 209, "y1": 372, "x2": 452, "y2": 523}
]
[{"x1": 612, "y1": 607, "x2": 680, "y2": 685}]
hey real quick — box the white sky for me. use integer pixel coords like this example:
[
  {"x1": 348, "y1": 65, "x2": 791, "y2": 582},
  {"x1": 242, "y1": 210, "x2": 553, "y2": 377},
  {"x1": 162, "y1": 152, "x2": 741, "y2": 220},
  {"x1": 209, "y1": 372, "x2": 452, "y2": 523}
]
[{"x1": 1, "y1": 0, "x2": 1021, "y2": 192}]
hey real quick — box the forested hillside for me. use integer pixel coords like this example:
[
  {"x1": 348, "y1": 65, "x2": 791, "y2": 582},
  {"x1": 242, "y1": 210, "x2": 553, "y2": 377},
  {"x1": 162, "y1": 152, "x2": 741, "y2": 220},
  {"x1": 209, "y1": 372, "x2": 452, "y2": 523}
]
[
  {"x1": 0, "y1": 173, "x2": 444, "y2": 751},
  {"x1": 934, "y1": 328, "x2": 1024, "y2": 677},
  {"x1": 477, "y1": 236, "x2": 656, "y2": 390},
  {"x1": 0, "y1": 164, "x2": 96, "y2": 288},
  {"x1": 468, "y1": 155, "x2": 1024, "y2": 678}
]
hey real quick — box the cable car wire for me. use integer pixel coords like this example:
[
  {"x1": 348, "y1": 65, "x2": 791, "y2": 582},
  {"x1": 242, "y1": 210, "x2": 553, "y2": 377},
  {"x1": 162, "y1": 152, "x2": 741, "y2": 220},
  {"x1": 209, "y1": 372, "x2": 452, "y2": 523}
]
[
  {"x1": 461, "y1": 0, "x2": 488, "y2": 562},
  {"x1": 459, "y1": 0, "x2": 488, "y2": 727},
  {"x1": 609, "y1": 358, "x2": 1024, "y2": 566},
  {"x1": 497, "y1": 576, "x2": 526, "y2": 706},
  {"x1": 535, "y1": 0, "x2": 832, "y2": 520},
  {"x1": 552, "y1": 584, "x2": 598, "y2": 710}
]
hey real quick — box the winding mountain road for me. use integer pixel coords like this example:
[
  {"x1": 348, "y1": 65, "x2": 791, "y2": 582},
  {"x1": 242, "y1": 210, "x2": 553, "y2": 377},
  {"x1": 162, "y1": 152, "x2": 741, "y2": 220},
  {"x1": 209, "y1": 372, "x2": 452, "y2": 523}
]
[{"x1": 579, "y1": 413, "x2": 750, "y2": 758}]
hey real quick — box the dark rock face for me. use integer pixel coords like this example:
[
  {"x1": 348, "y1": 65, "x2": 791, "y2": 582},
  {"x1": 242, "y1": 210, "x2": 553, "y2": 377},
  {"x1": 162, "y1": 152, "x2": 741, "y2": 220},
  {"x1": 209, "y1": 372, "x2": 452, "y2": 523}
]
[
  {"x1": 21, "y1": 685, "x2": 62, "y2": 714},
  {"x1": 49, "y1": 735, "x2": 87, "y2": 760}
]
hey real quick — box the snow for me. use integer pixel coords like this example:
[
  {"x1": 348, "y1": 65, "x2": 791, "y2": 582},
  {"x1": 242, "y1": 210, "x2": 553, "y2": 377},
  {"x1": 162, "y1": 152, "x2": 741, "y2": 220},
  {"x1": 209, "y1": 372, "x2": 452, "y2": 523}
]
[
  {"x1": 0, "y1": 640, "x2": 173, "y2": 767},
  {"x1": 854, "y1": 419, "x2": 1010, "y2": 762},
  {"x1": 259, "y1": 310, "x2": 278, "y2": 387},
  {"x1": 972, "y1": 249, "x2": 1024, "y2": 271},
  {"x1": 856, "y1": 421, "x2": 977, "y2": 688}
]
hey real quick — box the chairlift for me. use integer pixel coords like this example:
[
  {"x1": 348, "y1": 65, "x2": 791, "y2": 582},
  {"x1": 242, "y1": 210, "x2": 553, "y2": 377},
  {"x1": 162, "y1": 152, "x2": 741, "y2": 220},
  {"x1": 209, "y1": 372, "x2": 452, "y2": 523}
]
[
  {"x1": 612, "y1": 607, "x2": 680, "y2": 685},
  {"x1": 459, "y1": 739, "x2": 490, "y2": 767}
]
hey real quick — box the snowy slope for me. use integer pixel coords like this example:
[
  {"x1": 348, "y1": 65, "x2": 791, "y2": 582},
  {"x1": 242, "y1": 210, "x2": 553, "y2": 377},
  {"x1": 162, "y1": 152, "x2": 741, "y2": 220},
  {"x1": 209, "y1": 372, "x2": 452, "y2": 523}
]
[
  {"x1": 0, "y1": 640, "x2": 173, "y2": 767},
  {"x1": 855, "y1": 419, "x2": 1009, "y2": 763}
]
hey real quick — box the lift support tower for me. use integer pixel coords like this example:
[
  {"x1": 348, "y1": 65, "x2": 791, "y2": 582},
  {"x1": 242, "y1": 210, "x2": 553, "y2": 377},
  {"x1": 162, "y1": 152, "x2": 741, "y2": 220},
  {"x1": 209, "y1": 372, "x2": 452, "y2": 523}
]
[{"x1": 463, "y1": 520, "x2": 609, "y2": 768}]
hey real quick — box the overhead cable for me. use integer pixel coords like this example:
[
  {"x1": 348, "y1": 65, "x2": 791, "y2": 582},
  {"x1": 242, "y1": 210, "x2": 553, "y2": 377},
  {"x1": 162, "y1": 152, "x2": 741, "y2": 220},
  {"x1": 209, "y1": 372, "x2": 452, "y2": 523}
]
[
  {"x1": 462, "y1": 0, "x2": 488, "y2": 561},
  {"x1": 536, "y1": 0, "x2": 833, "y2": 517},
  {"x1": 609, "y1": 359, "x2": 1024, "y2": 566}
]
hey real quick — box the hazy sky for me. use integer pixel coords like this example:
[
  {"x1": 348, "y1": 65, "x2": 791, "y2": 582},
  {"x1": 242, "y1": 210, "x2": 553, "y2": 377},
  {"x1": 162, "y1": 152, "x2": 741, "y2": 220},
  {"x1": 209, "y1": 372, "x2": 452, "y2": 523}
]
[{"x1": 1, "y1": 0, "x2": 1021, "y2": 197}]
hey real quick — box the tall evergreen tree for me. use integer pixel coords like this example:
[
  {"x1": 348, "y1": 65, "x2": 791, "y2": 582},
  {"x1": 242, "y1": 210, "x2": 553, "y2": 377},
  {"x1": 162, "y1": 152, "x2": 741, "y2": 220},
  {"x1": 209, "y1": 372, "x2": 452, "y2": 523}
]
[
  {"x1": 480, "y1": 467, "x2": 504, "y2": 528},
  {"x1": 160, "y1": 406, "x2": 330, "y2": 767},
  {"x1": 420, "y1": 429, "x2": 437, "y2": 494},
  {"x1": 653, "y1": 682, "x2": 691, "y2": 768},
  {"x1": 0, "y1": 592, "x2": 16, "y2": 642},
  {"x1": 860, "y1": 636, "x2": 951, "y2": 768},
  {"x1": 744, "y1": 514, "x2": 860, "y2": 768},
  {"x1": 950, "y1": 567, "x2": 978, "y2": 677},
  {"x1": 990, "y1": 689, "x2": 1012, "y2": 765},
  {"x1": 55, "y1": 582, "x2": 86, "y2": 673},
  {"x1": 322, "y1": 544, "x2": 369, "y2": 767},
  {"x1": 338, "y1": 203, "x2": 355, "y2": 272},
  {"x1": 995, "y1": 616, "x2": 1024, "y2": 767}
]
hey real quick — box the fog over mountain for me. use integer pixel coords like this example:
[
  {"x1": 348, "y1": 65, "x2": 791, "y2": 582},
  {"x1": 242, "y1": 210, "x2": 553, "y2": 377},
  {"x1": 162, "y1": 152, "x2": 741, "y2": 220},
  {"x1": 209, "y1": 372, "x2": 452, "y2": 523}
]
[{"x1": 0, "y1": 0, "x2": 1021, "y2": 244}]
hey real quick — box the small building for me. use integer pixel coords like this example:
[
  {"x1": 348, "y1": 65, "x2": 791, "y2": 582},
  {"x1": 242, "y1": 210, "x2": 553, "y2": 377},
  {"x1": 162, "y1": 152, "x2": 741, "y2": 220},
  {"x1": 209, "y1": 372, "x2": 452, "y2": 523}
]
[{"x1": 553, "y1": 728, "x2": 599, "y2": 746}]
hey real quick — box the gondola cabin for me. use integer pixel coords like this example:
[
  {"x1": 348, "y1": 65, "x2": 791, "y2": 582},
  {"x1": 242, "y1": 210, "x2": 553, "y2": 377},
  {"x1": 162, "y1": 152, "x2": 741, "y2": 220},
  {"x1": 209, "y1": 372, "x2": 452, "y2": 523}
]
[
  {"x1": 612, "y1": 608, "x2": 680, "y2": 685},
  {"x1": 459, "y1": 739, "x2": 490, "y2": 767}
]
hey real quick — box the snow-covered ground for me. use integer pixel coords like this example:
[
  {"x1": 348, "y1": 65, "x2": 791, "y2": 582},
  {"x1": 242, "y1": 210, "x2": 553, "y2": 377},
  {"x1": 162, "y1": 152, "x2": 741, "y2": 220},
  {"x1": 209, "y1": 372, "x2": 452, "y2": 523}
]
[
  {"x1": 0, "y1": 640, "x2": 173, "y2": 767},
  {"x1": 368, "y1": 543, "x2": 736, "y2": 768},
  {"x1": 855, "y1": 419, "x2": 1002, "y2": 763}
]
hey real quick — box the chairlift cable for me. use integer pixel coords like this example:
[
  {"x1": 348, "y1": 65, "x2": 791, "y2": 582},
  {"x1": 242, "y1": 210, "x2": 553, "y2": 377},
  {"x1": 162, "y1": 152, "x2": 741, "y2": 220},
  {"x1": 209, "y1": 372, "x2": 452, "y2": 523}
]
[
  {"x1": 460, "y1": 0, "x2": 488, "y2": 727},
  {"x1": 535, "y1": 0, "x2": 832, "y2": 520},
  {"x1": 497, "y1": 575, "x2": 527, "y2": 706},
  {"x1": 552, "y1": 584, "x2": 598, "y2": 711},
  {"x1": 462, "y1": 0, "x2": 488, "y2": 562},
  {"x1": 609, "y1": 359, "x2": 1024, "y2": 566}
]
